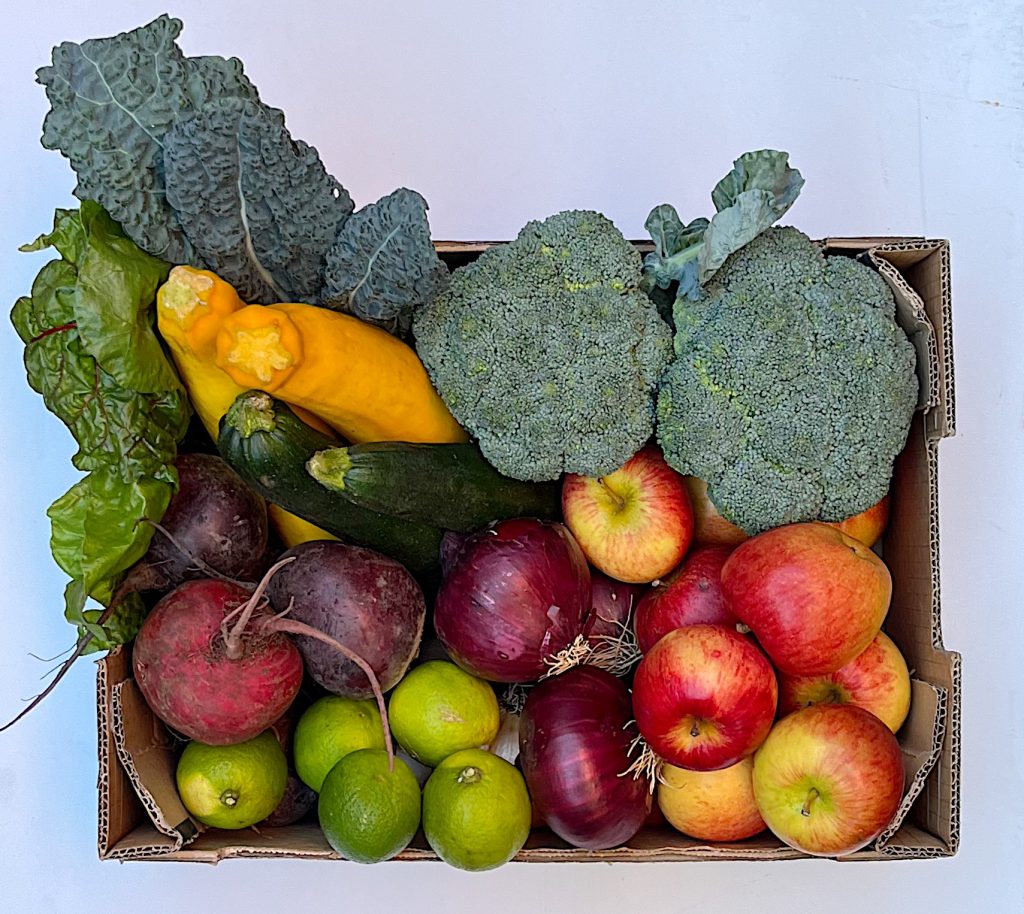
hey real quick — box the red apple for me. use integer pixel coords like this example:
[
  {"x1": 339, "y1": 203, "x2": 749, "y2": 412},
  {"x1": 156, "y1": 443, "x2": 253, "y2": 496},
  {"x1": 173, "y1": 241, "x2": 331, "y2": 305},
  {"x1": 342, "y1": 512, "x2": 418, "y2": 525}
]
[
  {"x1": 562, "y1": 446, "x2": 694, "y2": 584},
  {"x1": 683, "y1": 477, "x2": 749, "y2": 547},
  {"x1": 752, "y1": 703, "x2": 904, "y2": 856},
  {"x1": 633, "y1": 545, "x2": 738, "y2": 653},
  {"x1": 778, "y1": 631, "x2": 911, "y2": 733},
  {"x1": 721, "y1": 522, "x2": 891, "y2": 676},
  {"x1": 632, "y1": 624, "x2": 777, "y2": 771},
  {"x1": 825, "y1": 494, "x2": 891, "y2": 548},
  {"x1": 658, "y1": 757, "x2": 766, "y2": 842}
]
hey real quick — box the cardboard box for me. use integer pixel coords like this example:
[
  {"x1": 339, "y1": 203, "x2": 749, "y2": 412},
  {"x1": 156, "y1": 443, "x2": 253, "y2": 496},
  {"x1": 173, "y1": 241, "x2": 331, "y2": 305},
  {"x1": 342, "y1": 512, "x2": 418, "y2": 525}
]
[{"x1": 95, "y1": 237, "x2": 960, "y2": 863}]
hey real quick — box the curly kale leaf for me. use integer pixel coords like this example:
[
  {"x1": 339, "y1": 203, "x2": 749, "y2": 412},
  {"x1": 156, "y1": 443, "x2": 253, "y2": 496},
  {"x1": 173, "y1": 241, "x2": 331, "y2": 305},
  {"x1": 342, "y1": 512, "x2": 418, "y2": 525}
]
[
  {"x1": 321, "y1": 188, "x2": 449, "y2": 335},
  {"x1": 163, "y1": 97, "x2": 354, "y2": 304},
  {"x1": 36, "y1": 14, "x2": 258, "y2": 264}
]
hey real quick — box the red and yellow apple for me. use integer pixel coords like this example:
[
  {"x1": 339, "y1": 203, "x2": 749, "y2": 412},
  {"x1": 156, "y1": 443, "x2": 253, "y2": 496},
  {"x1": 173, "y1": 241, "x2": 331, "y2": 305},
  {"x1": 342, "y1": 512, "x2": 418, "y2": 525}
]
[
  {"x1": 683, "y1": 477, "x2": 749, "y2": 548},
  {"x1": 825, "y1": 494, "x2": 891, "y2": 548},
  {"x1": 562, "y1": 446, "x2": 694, "y2": 584},
  {"x1": 752, "y1": 703, "x2": 904, "y2": 856},
  {"x1": 658, "y1": 757, "x2": 766, "y2": 842},
  {"x1": 633, "y1": 544, "x2": 739, "y2": 653},
  {"x1": 778, "y1": 631, "x2": 911, "y2": 733},
  {"x1": 632, "y1": 624, "x2": 777, "y2": 771},
  {"x1": 721, "y1": 522, "x2": 892, "y2": 676}
]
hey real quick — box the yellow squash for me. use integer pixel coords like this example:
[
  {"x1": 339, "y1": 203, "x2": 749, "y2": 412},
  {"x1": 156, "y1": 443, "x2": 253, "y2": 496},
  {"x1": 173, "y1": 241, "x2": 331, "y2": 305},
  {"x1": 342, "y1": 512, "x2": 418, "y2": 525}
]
[
  {"x1": 214, "y1": 302, "x2": 468, "y2": 445},
  {"x1": 156, "y1": 266, "x2": 337, "y2": 548}
]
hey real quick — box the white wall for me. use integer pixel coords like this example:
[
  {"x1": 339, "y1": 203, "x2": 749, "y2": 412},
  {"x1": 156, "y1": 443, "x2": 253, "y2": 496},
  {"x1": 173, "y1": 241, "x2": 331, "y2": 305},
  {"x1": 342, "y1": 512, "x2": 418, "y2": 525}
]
[{"x1": 1, "y1": 1, "x2": 1021, "y2": 911}]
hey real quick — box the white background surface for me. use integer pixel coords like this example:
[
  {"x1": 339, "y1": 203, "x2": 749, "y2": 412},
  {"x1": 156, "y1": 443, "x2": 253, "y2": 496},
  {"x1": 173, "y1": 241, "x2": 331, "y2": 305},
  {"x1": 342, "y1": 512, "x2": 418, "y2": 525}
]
[{"x1": 1, "y1": 2, "x2": 1022, "y2": 911}]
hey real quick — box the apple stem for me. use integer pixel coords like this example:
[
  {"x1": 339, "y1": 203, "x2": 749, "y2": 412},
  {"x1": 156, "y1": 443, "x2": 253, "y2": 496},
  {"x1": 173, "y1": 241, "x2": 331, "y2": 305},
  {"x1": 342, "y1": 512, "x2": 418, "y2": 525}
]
[
  {"x1": 801, "y1": 787, "x2": 820, "y2": 817},
  {"x1": 597, "y1": 478, "x2": 627, "y2": 511},
  {"x1": 689, "y1": 719, "x2": 701, "y2": 738}
]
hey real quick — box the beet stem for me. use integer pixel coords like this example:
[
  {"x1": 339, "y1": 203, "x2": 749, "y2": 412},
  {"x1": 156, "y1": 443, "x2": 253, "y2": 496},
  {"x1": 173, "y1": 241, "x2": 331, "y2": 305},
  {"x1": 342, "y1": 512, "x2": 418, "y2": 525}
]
[
  {"x1": 223, "y1": 557, "x2": 296, "y2": 660},
  {"x1": 267, "y1": 617, "x2": 395, "y2": 771}
]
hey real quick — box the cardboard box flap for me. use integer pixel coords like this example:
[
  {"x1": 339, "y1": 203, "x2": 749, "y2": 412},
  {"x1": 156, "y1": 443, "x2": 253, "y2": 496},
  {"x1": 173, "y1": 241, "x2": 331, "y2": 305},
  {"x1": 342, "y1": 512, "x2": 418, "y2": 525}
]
[
  {"x1": 876, "y1": 242, "x2": 954, "y2": 439},
  {"x1": 877, "y1": 679, "x2": 947, "y2": 850},
  {"x1": 110, "y1": 679, "x2": 196, "y2": 851}
]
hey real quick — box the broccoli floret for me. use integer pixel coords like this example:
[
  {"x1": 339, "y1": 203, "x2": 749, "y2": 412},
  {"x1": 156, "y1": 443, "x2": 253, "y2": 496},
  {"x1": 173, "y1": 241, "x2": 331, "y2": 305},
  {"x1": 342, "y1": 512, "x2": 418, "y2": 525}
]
[
  {"x1": 413, "y1": 210, "x2": 672, "y2": 481},
  {"x1": 657, "y1": 226, "x2": 918, "y2": 533}
]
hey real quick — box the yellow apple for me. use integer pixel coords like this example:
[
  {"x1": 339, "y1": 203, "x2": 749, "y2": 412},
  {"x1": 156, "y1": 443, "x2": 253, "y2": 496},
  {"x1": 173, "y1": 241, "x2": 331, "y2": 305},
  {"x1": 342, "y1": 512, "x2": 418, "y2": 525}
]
[{"x1": 658, "y1": 757, "x2": 766, "y2": 842}]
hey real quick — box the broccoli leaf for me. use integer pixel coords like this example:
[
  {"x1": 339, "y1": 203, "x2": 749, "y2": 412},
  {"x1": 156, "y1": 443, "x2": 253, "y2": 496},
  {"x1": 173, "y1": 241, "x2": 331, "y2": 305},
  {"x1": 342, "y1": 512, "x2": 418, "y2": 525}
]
[
  {"x1": 644, "y1": 150, "x2": 804, "y2": 301},
  {"x1": 710, "y1": 148, "x2": 805, "y2": 215},
  {"x1": 321, "y1": 188, "x2": 448, "y2": 335},
  {"x1": 163, "y1": 97, "x2": 353, "y2": 304},
  {"x1": 700, "y1": 150, "x2": 804, "y2": 281},
  {"x1": 641, "y1": 205, "x2": 708, "y2": 300},
  {"x1": 36, "y1": 15, "x2": 259, "y2": 264}
]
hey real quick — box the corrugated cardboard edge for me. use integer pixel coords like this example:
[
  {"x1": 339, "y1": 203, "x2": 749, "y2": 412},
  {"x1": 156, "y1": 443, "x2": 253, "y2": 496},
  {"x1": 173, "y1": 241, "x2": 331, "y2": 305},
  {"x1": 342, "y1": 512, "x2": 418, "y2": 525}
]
[{"x1": 96, "y1": 237, "x2": 960, "y2": 863}]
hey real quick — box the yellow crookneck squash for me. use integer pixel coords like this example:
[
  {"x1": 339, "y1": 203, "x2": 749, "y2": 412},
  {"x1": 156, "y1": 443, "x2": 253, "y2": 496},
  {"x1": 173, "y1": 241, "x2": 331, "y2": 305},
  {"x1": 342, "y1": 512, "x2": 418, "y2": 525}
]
[
  {"x1": 213, "y1": 302, "x2": 468, "y2": 445},
  {"x1": 155, "y1": 265, "x2": 338, "y2": 548}
]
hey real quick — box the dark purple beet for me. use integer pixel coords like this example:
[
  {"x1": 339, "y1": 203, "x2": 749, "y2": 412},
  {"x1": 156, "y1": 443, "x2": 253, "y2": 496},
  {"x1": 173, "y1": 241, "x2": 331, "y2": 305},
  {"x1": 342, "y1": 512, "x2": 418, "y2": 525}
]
[
  {"x1": 519, "y1": 666, "x2": 651, "y2": 849},
  {"x1": 261, "y1": 771, "x2": 317, "y2": 827},
  {"x1": 144, "y1": 453, "x2": 268, "y2": 586},
  {"x1": 267, "y1": 541, "x2": 426, "y2": 699}
]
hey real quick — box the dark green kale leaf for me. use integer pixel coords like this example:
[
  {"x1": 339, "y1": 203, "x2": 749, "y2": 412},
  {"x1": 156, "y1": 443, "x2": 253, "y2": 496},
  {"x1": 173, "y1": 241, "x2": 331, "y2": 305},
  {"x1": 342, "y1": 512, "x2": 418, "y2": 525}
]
[
  {"x1": 321, "y1": 188, "x2": 449, "y2": 335},
  {"x1": 36, "y1": 15, "x2": 259, "y2": 264},
  {"x1": 163, "y1": 98, "x2": 353, "y2": 304}
]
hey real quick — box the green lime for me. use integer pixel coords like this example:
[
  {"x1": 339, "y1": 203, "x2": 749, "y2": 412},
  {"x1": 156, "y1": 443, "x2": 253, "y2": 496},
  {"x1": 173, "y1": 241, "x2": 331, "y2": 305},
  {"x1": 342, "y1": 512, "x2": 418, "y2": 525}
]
[
  {"x1": 294, "y1": 695, "x2": 385, "y2": 792},
  {"x1": 422, "y1": 748, "x2": 532, "y2": 871},
  {"x1": 388, "y1": 661, "x2": 500, "y2": 767},
  {"x1": 176, "y1": 731, "x2": 288, "y2": 829},
  {"x1": 317, "y1": 748, "x2": 421, "y2": 864}
]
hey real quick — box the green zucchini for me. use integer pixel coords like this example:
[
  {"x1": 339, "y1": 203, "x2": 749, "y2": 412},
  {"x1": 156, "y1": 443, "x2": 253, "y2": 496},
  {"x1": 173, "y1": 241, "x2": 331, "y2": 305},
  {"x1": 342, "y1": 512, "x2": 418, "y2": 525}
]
[
  {"x1": 306, "y1": 440, "x2": 562, "y2": 533},
  {"x1": 217, "y1": 391, "x2": 443, "y2": 576}
]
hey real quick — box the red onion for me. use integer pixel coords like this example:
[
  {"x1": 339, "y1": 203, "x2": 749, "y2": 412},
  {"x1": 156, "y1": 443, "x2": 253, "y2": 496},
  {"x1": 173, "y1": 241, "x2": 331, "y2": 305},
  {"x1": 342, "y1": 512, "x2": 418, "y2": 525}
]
[
  {"x1": 519, "y1": 666, "x2": 651, "y2": 849},
  {"x1": 434, "y1": 518, "x2": 591, "y2": 683},
  {"x1": 584, "y1": 571, "x2": 641, "y2": 642}
]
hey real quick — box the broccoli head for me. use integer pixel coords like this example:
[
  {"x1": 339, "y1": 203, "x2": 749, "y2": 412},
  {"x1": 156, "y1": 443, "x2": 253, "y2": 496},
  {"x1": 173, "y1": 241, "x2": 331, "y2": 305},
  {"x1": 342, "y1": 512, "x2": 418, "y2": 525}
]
[
  {"x1": 657, "y1": 226, "x2": 918, "y2": 534},
  {"x1": 413, "y1": 210, "x2": 672, "y2": 481}
]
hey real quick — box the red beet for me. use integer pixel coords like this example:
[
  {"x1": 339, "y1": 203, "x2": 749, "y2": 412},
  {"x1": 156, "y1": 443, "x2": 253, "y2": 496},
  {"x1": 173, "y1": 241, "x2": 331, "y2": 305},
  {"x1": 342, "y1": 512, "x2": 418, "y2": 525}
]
[
  {"x1": 267, "y1": 541, "x2": 426, "y2": 698},
  {"x1": 634, "y1": 545, "x2": 738, "y2": 653},
  {"x1": 133, "y1": 560, "x2": 397, "y2": 764},
  {"x1": 143, "y1": 453, "x2": 268, "y2": 586},
  {"x1": 132, "y1": 579, "x2": 303, "y2": 745}
]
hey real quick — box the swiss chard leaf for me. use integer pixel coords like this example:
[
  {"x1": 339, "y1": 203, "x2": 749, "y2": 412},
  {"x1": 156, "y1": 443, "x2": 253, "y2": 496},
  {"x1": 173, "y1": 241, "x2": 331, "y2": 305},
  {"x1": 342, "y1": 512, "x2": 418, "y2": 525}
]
[
  {"x1": 13, "y1": 210, "x2": 190, "y2": 482},
  {"x1": 13, "y1": 204, "x2": 190, "y2": 647},
  {"x1": 72, "y1": 203, "x2": 177, "y2": 393},
  {"x1": 48, "y1": 469, "x2": 171, "y2": 596},
  {"x1": 163, "y1": 97, "x2": 353, "y2": 304},
  {"x1": 321, "y1": 188, "x2": 449, "y2": 335},
  {"x1": 36, "y1": 14, "x2": 259, "y2": 264}
]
